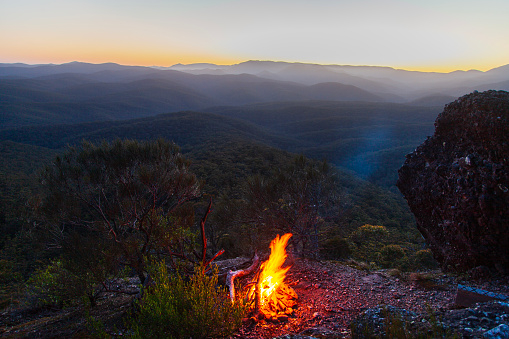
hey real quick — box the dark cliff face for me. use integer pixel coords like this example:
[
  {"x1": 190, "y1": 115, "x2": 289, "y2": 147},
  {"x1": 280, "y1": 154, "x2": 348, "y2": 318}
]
[{"x1": 397, "y1": 90, "x2": 509, "y2": 274}]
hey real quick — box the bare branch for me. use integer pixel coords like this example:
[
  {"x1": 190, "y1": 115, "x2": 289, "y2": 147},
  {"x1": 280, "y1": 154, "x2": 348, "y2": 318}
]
[
  {"x1": 203, "y1": 249, "x2": 225, "y2": 273},
  {"x1": 201, "y1": 197, "x2": 212, "y2": 267}
]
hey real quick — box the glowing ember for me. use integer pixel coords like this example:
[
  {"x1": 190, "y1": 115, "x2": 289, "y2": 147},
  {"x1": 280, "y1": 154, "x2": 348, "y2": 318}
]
[{"x1": 253, "y1": 233, "x2": 298, "y2": 318}]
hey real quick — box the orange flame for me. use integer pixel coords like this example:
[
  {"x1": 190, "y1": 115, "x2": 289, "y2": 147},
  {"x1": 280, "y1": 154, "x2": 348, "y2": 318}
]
[
  {"x1": 258, "y1": 233, "x2": 293, "y2": 306},
  {"x1": 251, "y1": 233, "x2": 297, "y2": 318}
]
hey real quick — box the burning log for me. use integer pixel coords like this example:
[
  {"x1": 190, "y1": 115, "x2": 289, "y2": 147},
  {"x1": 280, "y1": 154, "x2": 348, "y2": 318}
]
[
  {"x1": 256, "y1": 282, "x2": 297, "y2": 319},
  {"x1": 225, "y1": 233, "x2": 298, "y2": 321}
]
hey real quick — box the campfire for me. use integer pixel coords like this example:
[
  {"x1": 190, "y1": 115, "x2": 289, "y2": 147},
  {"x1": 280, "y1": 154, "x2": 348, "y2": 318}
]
[
  {"x1": 226, "y1": 233, "x2": 298, "y2": 320},
  {"x1": 250, "y1": 233, "x2": 298, "y2": 319}
]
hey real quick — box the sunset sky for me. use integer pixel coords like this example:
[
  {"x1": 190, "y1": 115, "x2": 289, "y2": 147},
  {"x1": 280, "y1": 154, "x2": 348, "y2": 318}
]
[{"x1": 1, "y1": 0, "x2": 508, "y2": 72}]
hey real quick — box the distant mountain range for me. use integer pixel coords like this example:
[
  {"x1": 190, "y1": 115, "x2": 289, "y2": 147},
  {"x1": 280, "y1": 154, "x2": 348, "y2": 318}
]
[
  {"x1": 1, "y1": 60, "x2": 508, "y2": 130},
  {"x1": 169, "y1": 60, "x2": 509, "y2": 100}
]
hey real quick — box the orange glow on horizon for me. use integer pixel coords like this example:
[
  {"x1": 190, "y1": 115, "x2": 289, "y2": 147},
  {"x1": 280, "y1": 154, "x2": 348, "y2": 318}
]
[
  {"x1": 2, "y1": 52, "x2": 503, "y2": 73},
  {"x1": 396, "y1": 63, "x2": 499, "y2": 73},
  {"x1": 0, "y1": 44, "x2": 504, "y2": 73},
  {"x1": 2, "y1": 0, "x2": 507, "y2": 73}
]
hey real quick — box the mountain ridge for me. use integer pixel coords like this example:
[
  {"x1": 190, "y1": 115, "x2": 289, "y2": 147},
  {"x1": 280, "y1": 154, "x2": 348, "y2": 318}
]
[
  {"x1": 0, "y1": 71, "x2": 386, "y2": 129},
  {"x1": 3, "y1": 60, "x2": 507, "y2": 103}
]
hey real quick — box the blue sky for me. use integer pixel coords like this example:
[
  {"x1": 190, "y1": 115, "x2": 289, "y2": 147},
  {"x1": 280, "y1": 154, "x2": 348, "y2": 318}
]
[{"x1": 1, "y1": 0, "x2": 508, "y2": 71}]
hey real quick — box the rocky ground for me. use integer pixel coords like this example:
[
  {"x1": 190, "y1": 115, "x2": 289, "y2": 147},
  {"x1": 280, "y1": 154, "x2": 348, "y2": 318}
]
[
  {"x1": 235, "y1": 259, "x2": 457, "y2": 338},
  {"x1": 230, "y1": 258, "x2": 509, "y2": 338},
  {"x1": 1, "y1": 258, "x2": 508, "y2": 338}
]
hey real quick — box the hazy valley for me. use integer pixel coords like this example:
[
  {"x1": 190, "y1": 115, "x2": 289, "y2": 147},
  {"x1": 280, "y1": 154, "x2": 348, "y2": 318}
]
[
  {"x1": 2, "y1": 60, "x2": 509, "y2": 238},
  {"x1": 5, "y1": 60, "x2": 507, "y2": 186},
  {"x1": 2, "y1": 60, "x2": 509, "y2": 130}
]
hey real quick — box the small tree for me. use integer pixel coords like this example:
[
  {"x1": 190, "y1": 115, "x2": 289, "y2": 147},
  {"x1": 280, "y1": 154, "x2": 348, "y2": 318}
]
[
  {"x1": 33, "y1": 139, "x2": 202, "y2": 287},
  {"x1": 245, "y1": 155, "x2": 337, "y2": 257}
]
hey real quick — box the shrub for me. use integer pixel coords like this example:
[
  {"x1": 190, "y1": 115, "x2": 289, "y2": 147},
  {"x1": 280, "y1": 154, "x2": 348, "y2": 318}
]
[
  {"x1": 349, "y1": 224, "x2": 388, "y2": 264},
  {"x1": 25, "y1": 258, "x2": 101, "y2": 308},
  {"x1": 128, "y1": 261, "x2": 247, "y2": 339},
  {"x1": 350, "y1": 224, "x2": 389, "y2": 244},
  {"x1": 320, "y1": 235, "x2": 351, "y2": 260},
  {"x1": 380, "y1": 244, "x2": 407, "y2": 269},
  {"x1": 412, "y1": 249, "x2": 439, "y2": 270},
  {"x1": 25, "y1": 260, "x2": 68, "y2": 308}
]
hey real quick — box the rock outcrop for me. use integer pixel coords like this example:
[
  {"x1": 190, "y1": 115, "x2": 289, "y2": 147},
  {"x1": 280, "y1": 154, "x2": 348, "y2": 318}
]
[{"x1": 397, "y1": 90, "x2": 509, "y2": 274}]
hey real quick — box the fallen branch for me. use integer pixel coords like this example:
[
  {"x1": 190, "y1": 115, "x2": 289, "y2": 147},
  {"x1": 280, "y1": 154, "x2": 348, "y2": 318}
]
[{"x1": 226, "y1": 252, "x2": 260, "y2": 302}]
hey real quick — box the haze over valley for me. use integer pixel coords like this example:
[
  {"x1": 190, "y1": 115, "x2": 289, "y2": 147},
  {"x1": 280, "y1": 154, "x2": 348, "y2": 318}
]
[{"x1": 1, "y1": 60, "x2": 508, "y2": 189}]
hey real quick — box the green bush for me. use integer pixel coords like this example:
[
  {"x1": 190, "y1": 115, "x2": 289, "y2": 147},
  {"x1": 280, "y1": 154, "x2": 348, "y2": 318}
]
[
  {"x1": 349, "y1": 224, "x2": 388, "y2": 264},
  {"x1": 350, "y1": 224, "x2": 389, "y2": 244},
  {"x1": 380, "y1": 244, "x2": 407, "y2": 269},
  {"x1": 320, "y1": 235, "x2": 351, "y2": 260},
  {"x1": 412, "y1": 249, "x2": 439, "y2": 270},
  {"x1": 129, "y1": 261, "x2": 247, "y2": 339},
  {"x1": 25, "y1": 260, "x2": 68, "y2": 308},
  {"x1": 25, "y1": 257, "x2": 103, "y2": 308}
]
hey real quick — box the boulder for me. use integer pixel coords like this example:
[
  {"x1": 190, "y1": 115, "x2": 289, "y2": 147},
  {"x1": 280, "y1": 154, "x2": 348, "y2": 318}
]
[{"x1": 397, "y1": 90, "x2": 509, "y2": 274}]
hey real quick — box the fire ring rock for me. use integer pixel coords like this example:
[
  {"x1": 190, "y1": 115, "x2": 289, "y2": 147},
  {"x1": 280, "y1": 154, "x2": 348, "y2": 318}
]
[{"x1": 397, "y1": 90, "x2": 509, "y2": 274}]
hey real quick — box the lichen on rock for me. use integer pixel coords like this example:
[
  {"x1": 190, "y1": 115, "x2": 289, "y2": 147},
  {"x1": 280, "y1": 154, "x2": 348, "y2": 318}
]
[{"x1": 397, "y1": 90, "x2": 509, "y2": 274}]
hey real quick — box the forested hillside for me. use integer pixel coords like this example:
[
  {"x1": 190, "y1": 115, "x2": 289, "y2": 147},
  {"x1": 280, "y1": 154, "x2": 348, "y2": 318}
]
[
  {"x1": 0, "y1": 103, "x2": 425, "y2": 264},
  {"x1": 0, "y1": 108, "x2": 418, "y2": 230},
  {"x1": 0, "y1": 101, "x2": 439, "y2": 188},
  {"x1": 205, "y1": 101, "x2": 439, "y2": 187}
]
